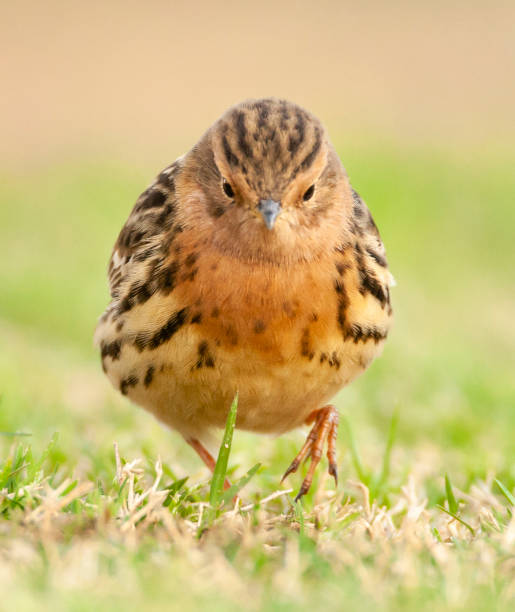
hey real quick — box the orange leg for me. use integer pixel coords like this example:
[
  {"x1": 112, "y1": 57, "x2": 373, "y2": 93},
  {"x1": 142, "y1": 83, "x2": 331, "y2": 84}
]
[
  {"x1": 187, "y1": 438, "x2": 231, "y2": 490},
  {"x1": 281, "y1": 405, "x2": 339, "y2": 502}
]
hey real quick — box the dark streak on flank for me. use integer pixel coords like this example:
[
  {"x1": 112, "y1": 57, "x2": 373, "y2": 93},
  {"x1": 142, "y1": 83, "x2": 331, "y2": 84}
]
[
  {"x1": 133, "y1": 333, "x2": 147, "y2": 353},
  {"x1": 359, "y1": 268, "x2": 389, "y2": 308},
  {"x1": 336, "y1": 261, "x2": 351, "y2": 276},
  {"x1": 191, "y1": 312, "x2": 202, "y2": 324},
  {"x1": 117, "y1": 258, "x2": 181, "y2": 316},
  {"x1": 144, "y1": 366, "x2": 155, "y2": 387},
  {"x1": 184, "y1": 252, "x2": 198, "y2": 267},
  {"x1": 135, "y1": 188, "x2": 167, "y2": 211},
  {"x1": 319, "y1": 352, "x2": 328, "y2": 364},
  {"x1": 156, "y1": 203, "x2": 176, "y2": 228},
  {"x1": 344, "y1": 323, "x2": 388, "y2": 344},
  {"x1": 120, "y1": 374, "x2": 138, "y2": 396},
  {"x1": 195, "y1": 340, "x2": 215, "y2": 369},
  {"x1": 134, "y1": 308, "x2": 189, "y2": 351},
  {"x1": 156, "y1": 260, "x2": 179, "y2": 295},
  {"x1": 334, "y1": 278, "x2": 350, "y2": 337},
  {"x1": 355, "y1": 243, "x2": 389, "y2": 308},
  {"x1": 133, "y1": 245, "x2": 158, "y2": 263},
  {"x1": 328, "y1": 352, "x2": 341, "y2": 369},
  {"x1": 117, "y1": 296, "x2": 132, "y2": 315},
  {"x1": 354, "y1": 242, "x2": 364, "y2": 257},
  {"x1": 157, "y1": 171, "x2": 176, "y2": 191},
  {"x1": 119, "y1": 279, "x2": 152, "y2": 313},
  {"x1": 117, "y1": 226, "x2": 146, "y2": 251},
  {"x1": 334, "y1": 278, "x2": 345, "y2": 295},
  {"x1": 211, "y1": 307, "x2": 220, "y2": 318},
  {"x1": 300, "y1": 328, "x2": 315, "y2": 360},
  {"x1": 366, "y1": 247, "x2": 387, "y2": 267},
  {"x1": 101, "y1": 339, "x2": 121, "y2": 361}
]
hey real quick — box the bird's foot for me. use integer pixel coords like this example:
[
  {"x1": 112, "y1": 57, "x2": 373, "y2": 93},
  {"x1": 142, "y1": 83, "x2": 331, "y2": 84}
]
[{"x1": 281, "y1": 405, "x2": 338, "y2": 502}]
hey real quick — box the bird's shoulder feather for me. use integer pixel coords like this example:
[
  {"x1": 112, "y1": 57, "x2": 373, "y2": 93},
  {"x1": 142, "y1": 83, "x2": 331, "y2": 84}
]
[
  {"x1": 107, "y1": 158, "x2": 184, "y2": 300},
  {"x1": 347, "y1": 187, "x2": 395, "y2": 290}
]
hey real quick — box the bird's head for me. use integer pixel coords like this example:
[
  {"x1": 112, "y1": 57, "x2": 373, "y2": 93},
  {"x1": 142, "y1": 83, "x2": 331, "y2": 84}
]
[{"x1": 179, "y1": 98, "x2": 353, "y2": 264}]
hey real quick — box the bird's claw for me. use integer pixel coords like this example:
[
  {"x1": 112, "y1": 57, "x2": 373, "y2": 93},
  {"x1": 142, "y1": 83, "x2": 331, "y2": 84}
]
[{"x1": 282, "y1": 405, "x2": 339, "y2": 501}]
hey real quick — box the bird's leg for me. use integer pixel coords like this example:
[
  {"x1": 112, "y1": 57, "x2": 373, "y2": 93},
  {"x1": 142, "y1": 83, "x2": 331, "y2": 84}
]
[
  {"x1": 281, "y1": 405, "x2": 339, "y2": 502},
  {"x1": 281, "y1": 410, "x2": 326, "y2": 481},
  {"x1": 187, "y1": 438, "x2": 231, "y2": 490},
  {"x1": 326, "y1": 409, "x2": 339, "y2": 484}
]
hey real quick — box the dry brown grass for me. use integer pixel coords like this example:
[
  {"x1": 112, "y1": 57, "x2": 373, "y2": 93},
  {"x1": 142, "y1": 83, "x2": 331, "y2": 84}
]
[{"x1": 1, "y1": 436, "x2": 513, "y2": 611}]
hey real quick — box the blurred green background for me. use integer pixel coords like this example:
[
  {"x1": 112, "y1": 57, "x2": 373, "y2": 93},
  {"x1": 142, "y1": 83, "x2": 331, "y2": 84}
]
[{"x1": 1, "y1": 0, "x2": 514, "y2": 483}]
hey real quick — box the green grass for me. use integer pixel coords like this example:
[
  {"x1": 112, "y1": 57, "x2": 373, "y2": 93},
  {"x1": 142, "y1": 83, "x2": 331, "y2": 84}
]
[{"x1": 0, "y1": 143, "x2": 514, "y2": 610}]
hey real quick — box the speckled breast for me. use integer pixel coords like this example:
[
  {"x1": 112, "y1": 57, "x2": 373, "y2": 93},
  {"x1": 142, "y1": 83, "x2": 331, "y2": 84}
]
[{"x1": 97, "y1": 245, "x2": 392, "y2": 437}]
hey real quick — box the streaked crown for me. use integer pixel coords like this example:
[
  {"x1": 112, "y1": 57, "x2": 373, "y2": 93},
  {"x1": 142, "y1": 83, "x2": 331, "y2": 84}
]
[{"x1": 210, "y1": 98, "x2": 327, "y2": 198}]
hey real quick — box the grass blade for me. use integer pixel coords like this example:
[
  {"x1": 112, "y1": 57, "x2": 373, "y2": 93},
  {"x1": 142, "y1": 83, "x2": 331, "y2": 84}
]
[
  {"x1": 341, "y1": 416, "x2": 367, "y2": 483},
  {"x1": 495, "y1": 479, "x2": 515, "y2": 506},
  {"x1": 445, "y1": 473, "x2": 458, "y2": 514},
  {"x1": 432, "y1": 527, "x2": 442, "y2": 542},
  {"x1": 436, "y1": 504, "x2": 475, "y2": 535},
  {"x1": 378, "y1": 409, "x2": 398, "y2": 486},
  {"x1": 220, "y1": 463, "x2": 262, "y2": 505},
  {"x1": 295, "y1": 500, "x2": 305, "y2": 535},
  {"x1": 209, "y1": 393, "x2": 238, "y2": 508},
  {"x1": 370, "y1": 409, "x2": 399, "y2": 499}
]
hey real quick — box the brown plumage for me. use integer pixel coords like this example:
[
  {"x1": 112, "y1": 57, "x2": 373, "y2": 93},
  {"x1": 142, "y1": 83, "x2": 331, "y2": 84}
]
[{"x1": 95, "y1": 98, "x2": 394, "y2": 500}]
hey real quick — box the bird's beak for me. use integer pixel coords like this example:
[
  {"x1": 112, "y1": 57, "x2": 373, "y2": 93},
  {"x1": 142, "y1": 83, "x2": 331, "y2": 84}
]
[{"x1": 258, "y1": 199, "x2": 281, "y2": 230}]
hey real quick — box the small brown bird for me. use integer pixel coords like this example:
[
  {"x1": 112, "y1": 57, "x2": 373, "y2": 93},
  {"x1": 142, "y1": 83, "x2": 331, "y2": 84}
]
[{"x1": 95, "y1": 98, "x2": 394, "y2": 500}]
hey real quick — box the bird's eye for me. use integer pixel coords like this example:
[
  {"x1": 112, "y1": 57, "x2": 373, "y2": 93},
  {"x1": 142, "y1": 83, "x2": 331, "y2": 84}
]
[
  {"x1": 222, "y1": 179, "x2": 234, "y2": 198},
  {"x1": 303, "y1": 184, "x2": 315, "y2": 201}
]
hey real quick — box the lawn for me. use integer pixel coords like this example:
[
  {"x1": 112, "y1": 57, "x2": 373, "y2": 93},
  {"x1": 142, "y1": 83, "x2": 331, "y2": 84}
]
[{"x1": 0, "y1": 142, "x2": 514, "y2": 610}]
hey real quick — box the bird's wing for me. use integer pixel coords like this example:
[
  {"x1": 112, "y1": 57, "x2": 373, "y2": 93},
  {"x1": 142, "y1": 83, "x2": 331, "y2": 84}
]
[
  {"x1": 349, "y1": 187, "x2": 396, "y2": 289},
  {"x1": 107, "y1": 159, "x2": 184, "y2": 301}
]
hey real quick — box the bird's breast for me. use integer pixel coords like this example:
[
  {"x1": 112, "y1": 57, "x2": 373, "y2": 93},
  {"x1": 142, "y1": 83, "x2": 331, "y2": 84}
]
[
  {"x1": 174, "y1": 251, "x2": 341, "y2": 360},
  {"x1": 98, "y1": 245, "x2": 392, "y2": 435}
]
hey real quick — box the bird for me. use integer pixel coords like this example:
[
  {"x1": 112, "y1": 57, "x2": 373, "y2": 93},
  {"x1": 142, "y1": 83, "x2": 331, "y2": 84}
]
[{"x1": 95, "y1": 98, "x2": 394, "y2": 501}]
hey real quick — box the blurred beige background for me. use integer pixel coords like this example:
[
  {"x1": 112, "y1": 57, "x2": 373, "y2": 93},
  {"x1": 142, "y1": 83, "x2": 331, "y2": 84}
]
[{"x1": 1, "y1": 0, "x2": 514, "y2": 168}]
